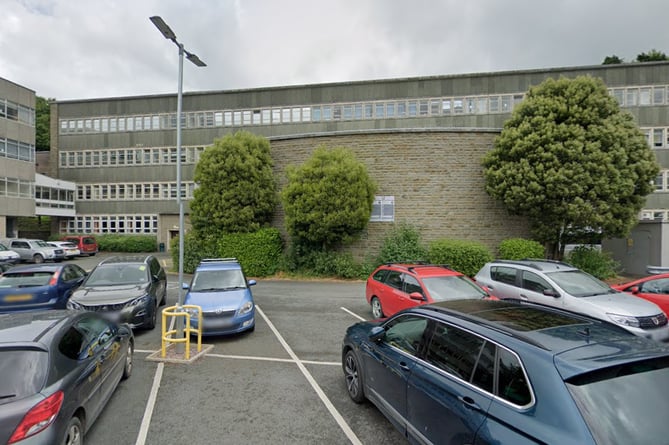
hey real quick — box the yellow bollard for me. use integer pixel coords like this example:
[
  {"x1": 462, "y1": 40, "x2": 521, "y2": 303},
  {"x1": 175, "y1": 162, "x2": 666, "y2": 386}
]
[{"x1": 161, "y1": 305, "x2": 203, "y2": 359}]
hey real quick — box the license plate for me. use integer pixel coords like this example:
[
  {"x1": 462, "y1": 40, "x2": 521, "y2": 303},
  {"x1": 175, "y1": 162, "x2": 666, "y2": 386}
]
[{"x1": 4, "y1": 294, "x2": 33, "y2": 302}]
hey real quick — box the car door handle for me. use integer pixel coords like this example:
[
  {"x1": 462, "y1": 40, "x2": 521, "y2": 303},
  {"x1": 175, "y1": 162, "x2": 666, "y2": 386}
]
[
  {"x1": 399, "y1": 362, "x2": 411, "y2": 372},
  {"x1": 519, "y1": 294, "x2": 529, "y2": 300},
  {"x1": 458, "y1": 395, "x2": 482, "y2": 411}
]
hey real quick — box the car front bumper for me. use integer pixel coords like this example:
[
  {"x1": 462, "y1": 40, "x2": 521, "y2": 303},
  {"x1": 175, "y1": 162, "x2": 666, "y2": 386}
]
[{"x1": 189, "y1": 310, "x2": 255, "y2": 336}]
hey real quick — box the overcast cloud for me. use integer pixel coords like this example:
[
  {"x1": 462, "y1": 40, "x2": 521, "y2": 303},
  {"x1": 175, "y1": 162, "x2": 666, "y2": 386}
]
[{"x1": 2, "y1": 0, "x2": 668, "y2": 100}]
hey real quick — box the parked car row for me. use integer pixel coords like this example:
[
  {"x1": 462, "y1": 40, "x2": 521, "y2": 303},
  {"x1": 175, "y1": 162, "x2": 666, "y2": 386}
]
[{"x1": 0, "y1": 236, "x2": 98, "y2": 265}]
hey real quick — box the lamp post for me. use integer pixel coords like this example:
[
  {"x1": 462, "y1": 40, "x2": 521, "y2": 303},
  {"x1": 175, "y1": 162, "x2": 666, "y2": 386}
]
[{"x1": 150, "y1": 16, "x2": 205, "y2": 352}]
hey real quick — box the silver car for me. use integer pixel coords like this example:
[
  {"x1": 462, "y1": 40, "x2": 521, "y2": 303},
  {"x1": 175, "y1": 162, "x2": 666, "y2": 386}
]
[
  {"x1": 3, "y1": 239, "x2": 65, "y2": 263},
  {"x1": 475, "y1": 259, "x2": 669, "y2": 341}
]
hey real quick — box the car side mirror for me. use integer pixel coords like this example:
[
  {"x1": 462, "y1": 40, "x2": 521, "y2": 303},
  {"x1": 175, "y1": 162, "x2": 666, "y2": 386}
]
[
  {"x1": 248, "y1": 279, "x2": 257, "y2": 286},
  {"x1": 409, "y1": 292, "x2": 425, "y2": 301},
  {"x1": 182, "y1": 283, "x2": 190, "y2": 290},
  {"x1": 369, "y1": 326, "x2": 385, "y2": 342},
  {"x1": 629, "y1": 286, "x2": 640, "y2": 294},
  {"x1": 543, "y1": 289, "x2": 560, "y2": 298}
]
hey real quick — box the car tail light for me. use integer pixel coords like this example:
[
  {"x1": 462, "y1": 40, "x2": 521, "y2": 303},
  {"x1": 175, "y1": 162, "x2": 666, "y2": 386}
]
[
  {"x1": 48, "y1": 270, "x2": 61, "y2": 287},
  {"x1": 8, "y1": 391, "x2": 64, "y2": 444}
]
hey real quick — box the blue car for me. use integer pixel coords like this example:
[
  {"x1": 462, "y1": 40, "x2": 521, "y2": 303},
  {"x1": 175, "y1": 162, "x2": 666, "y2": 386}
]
[
  {"x1": 0, "y1": 263, "x2": 87, "y2": 312},
  {"x1": 342, "y1": 299, "x2": 669, "y2": 444},
  {"x1": 183, "y1": 258, "x2": 256, "y2": 335}
]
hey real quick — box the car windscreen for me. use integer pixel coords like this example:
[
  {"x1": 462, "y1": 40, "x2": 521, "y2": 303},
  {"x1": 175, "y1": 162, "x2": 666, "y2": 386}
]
[
  {"x1": 546, "y1": 270, "x2": 614, "y2": 297},
  {"x1": 82, "y1": 238, "x2": 96, "y2": 245},
  {"x1": 422, "y1": 275, "x2": 487, "y2": 301},
  {"x1": 191, "y1": 269, "x2": 246, "y2": 291},
  {"x1": 0, "y1": 349, "x2": 48, "y2": 404},
  {"x1": 566, "y1": 356, "x2": 669, "y2": 444},
  {"x1": 86, "y1": 264, "x2": 148, "y2": 285},
  {"x1": 0, "y1": 272, "x2": 54, "y2": 288}
]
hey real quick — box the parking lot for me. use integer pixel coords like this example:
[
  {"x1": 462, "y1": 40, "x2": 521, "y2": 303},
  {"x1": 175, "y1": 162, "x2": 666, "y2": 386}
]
[{"x1": 70, "y1": 253, "x2": 404, "y2": 445}]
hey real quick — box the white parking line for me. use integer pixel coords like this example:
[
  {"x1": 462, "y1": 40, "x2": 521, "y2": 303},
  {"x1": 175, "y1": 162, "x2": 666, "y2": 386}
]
[
  {"x1": 256, "y1": 305, "x2": 363, "y2": 445},
  {"x1": 134, "y1": 362, "x2": 164, "y2": 445},
  {"x1": 341, "y1": 307, "x2": 366, "y2": 322}
]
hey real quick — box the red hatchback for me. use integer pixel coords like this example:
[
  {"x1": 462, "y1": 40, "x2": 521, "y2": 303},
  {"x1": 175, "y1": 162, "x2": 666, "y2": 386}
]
[
  {"x1": 612, "y1": 273, "x2": 669, "y2": 316},
  {"x1": 365, "y1": 263, "x2": 493, "y2": 319}
]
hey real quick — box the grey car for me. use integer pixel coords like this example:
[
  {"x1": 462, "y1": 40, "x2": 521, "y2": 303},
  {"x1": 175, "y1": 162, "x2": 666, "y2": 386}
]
[
  {"x1": 3, "y1": 239, "x2": 65, "y2": 263},
  {"x1": 475, "y1": 259, "x2": 669, "y2": 341},
  {"x1": 0, "y1": 310, "x2": 133, "y2": 445}
]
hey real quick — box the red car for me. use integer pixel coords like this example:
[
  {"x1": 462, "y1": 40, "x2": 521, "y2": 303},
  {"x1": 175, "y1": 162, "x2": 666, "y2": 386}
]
[
  {"x1": 365, "y1": 263, "x2": 494, "y2": 318},
  {"x1": 612, "y1": 273, "x2": 669, "y2": 316},
  {"x1": 62, "y1": 235, "x2": 98, "y2": 256}
]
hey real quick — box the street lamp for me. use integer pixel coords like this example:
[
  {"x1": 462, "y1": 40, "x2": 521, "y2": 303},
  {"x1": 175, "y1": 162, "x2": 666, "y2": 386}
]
[{"x1": 150, "y1": 16, "x2": 205, "y2": 350}]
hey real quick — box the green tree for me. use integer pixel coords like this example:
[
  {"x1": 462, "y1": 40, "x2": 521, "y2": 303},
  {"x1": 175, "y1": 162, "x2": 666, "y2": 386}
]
[
  {"x1": 189, "y1": 131, "x2": 277, "y2": 234},
  {"x1": 636, "y1": 49, "x2": 668, "y2": 62},
  {"x1": 281, "y1": 145, "x2": 377, "y2": 249},
  {"x1": 602, "y1": 55, "x2": 623, "y2": 65},
  {"x1": 483, "y1": 76, "x2": 659, "y2": 258},
  {"x1": 36, "y1": 96, "x2": 53, "y2": 151}
]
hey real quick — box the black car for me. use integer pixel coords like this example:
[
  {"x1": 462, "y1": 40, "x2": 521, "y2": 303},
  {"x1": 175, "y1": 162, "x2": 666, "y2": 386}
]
[
  {"x1": 0, "y1": 310, "x2": 133, "y2": 445},
  {"x1": 342, "y1": 299, "x2": 669, "y2": 444},
  {"x1": 67, "y1": 255, "x2": 167, "y2": 329}
]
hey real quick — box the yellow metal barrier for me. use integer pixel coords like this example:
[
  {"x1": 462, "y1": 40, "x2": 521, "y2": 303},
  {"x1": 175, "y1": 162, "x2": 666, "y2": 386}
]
[{"x1": 161, "y1": 305, "x2": 203, "y2": 360}]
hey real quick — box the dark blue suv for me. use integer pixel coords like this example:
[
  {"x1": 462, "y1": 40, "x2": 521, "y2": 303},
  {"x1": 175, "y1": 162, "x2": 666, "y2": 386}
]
[{"x1": 342, "y1": 299, "x2": 669, "y2": 444}]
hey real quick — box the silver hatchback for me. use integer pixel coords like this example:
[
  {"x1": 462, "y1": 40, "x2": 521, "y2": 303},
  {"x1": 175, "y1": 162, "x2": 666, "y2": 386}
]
[{"x1": 475, "y1": 259, "x2": 669, "y2": 341}]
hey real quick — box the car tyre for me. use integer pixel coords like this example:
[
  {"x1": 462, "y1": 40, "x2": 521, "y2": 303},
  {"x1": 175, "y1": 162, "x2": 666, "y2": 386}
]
[
  {"x1": 33, "y1": 253, "x2": 45, "y2": 264},
  {"x1": 122, "y1": 342, "x2": 134, "y2": 380},
  {"x1": 371, "y1": 297, "x2": 384, "y2": 319},
  {"x1": 146, "y1": 300, "x2": 157, "y2": 330},
  {"x1": 61, "y1": 416, "x2": 83, "y2": 445},
  {"x1": 160, "y1": 291, "x2": 166, "y2": 306},
  {"x1": 344, "y1": 350, "x2": 365, "y2": 403}
]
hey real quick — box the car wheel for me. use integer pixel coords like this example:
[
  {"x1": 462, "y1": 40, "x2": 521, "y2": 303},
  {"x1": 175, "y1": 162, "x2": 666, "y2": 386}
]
[
  {"x1": 160, "y1": 291, "x2": 166, "y2": 306},
  {"x1": 344, "y1": 350, "x2": 365, "y2": 403},
  {"x1": 33, "y1": 254, "x2": 45, "y2": 264},
  {"x1": 146, "y1": 300, "x2": 157, "y2": 330},
  {"x1": 371, "y1": 297, "x2": 384, "y2": 319},
  {"x1": 61, "y1": 416, "x2": 83, "y2": 445},
  {"x1": 122, "y1": 342, "x2": 134, "y2": 380}
]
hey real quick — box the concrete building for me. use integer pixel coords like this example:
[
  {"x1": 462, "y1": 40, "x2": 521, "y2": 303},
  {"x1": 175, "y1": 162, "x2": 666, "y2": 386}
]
[
  {"x1": 50, "y1": 62, "x2": 669, "y2": 268},
  {"x1": 0, "y1": 77, "x2": 36, "y2": 238}
]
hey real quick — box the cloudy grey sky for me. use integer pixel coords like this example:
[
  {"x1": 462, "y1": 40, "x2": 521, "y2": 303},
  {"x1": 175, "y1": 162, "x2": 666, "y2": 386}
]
[{"x1": 2, "y1": 0, "x2": 668, "y2": 100}]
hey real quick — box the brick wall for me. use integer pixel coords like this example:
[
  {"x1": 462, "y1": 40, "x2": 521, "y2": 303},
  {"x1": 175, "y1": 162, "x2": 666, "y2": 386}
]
[{"x1": 270, "y1": 129, "x2": 531, "y2": 260}]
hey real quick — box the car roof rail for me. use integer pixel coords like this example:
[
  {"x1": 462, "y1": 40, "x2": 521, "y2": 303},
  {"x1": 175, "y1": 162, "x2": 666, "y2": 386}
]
[
  {"x1": 406, "y1": 264, "x2": 453, "y2": 272},
  {"x1": 492, "y1": 258, "x2": 573, "y2": 271},
  {"x1": 201, "y1": 258, "x2": 238, "y2": 263}
]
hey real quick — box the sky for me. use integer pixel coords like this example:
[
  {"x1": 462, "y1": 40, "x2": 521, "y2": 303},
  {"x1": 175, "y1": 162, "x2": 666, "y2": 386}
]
[{"x1": 2, "y1": 0, "x2": 669, "y2": 101}]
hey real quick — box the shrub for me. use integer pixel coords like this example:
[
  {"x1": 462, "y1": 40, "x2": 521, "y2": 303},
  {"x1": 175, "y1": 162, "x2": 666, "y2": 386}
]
[
  {"x1": 282, "y1": 243, "x2": 373, "y2": 280},
  {"x1": 217, "y1": 228, "x2": 283, "y2": 277},
  {"x1": 498, "y1": 238, "x2": 545, "y2": 260},
  {"x1": 96, "y1": 234, "x2": 157, "y2": 252},
  {"x1": 566, "y1": 246, "x2": 620, "y2": 280},
  {"x1": 375, "y1": 223, "x2": 428, "y2": 266},
  {"x1": 427, "y1": 239, "x2": 493, "y2": 277},
  {"x1": 171, "y1": 232, "x2": 219, "y2": 274}
]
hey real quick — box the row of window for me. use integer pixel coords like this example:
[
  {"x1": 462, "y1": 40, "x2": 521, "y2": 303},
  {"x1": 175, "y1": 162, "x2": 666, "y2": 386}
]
[
  {"x1": 56, "y1": 84, "x2": 669, "y2": 136},
  {"x1": 59, "y1": 146, "x2": 206, "y2": 168},
  {"x1": 640, "y1": 210, "x2": 669, "y2": 222},
  {"x1": 76, "y1": 182, "x2": 196, "y2": 201},
  {"x1": 0, "y1": 177, "x2": 34, "y2": 199},
  {"x1": 0, "y1": 137, "x2": 35, "y2": 163},
  {"x1": 0, "y1": 98, "x2": 35, "y2": 126},
  {"x1": 59, "y1": 215, "x2": 159, "y2": 234},
  {"x1": 655, "y1": 170, "x2": 669, "y2": 192},
  {"x1": 644, "y1": 127, "x2": 669, "y2": 149}
]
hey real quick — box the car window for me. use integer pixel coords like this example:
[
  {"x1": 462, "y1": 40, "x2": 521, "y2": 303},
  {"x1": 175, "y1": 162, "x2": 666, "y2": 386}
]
[
  {"x1": 372, "y1": 269, "x2": 388, "y2": 283},
  {"x1": 0, "y1": 271, "x2": 53, "y2": 288},
  {"x1": 497, "y1": 348, "x2": 532, "y2": 406},
  {"x1": 383, "y1": 314, "x2": 428, "y2": 356},
  {"x1": 385, "y1": 271, "x2": 403, "y2": 290},
  {"x1": 403, "y1": 274, "x2": 423, "y2": 295},
  {"x1": 547, "y1": 270, "x2": 611, "y2": 297},
  {"x1": 640, "y1": 278, "x2": 669, "y2": 294},
  {"x1": 471, "y1": 340, "x2": 496, "y2": 393},
  {"x1": 521, "y1": 271, "x2": 553, "y2": 294},
  {"x1": 490, "y1": 266, "x2": 517, "y2": 286},
  {"x1": 425, "y1": 322, "x2": 486, "y2": 380},
  {"x1": 75, "y1": 316, "x2": 115, "y2": 358},
  {"x1": 119, "y1": 265, "x2": 149, "y2": 284},
  {"x1": 423, "y1": 275, "x2": 488, "y2": 301},
  {"x1": 0, "y1": 349, "x2": 49, "y2": 398},
  {"x1": 149, "y1": 257, "x2": 161, "y2": 277}
]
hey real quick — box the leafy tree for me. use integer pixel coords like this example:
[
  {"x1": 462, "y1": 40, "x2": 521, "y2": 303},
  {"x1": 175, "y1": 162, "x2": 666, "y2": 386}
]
[
  {"x1": 602, "y1": 55, "x2": 623, "y2": 65},
  {"x1": 36, "y1": 96, "x2": 53, "y2": 151},
  {"x1": 281, "y1": 145, "x2": 377, "y2": 249},
  {"x1": 483, "y1": 76, "x2": 659, "y2": 259},
  {"x1": 636, "y1": 49, "x2": 668, "y2": 62},
  {"x1": 189, "y1": 131, "x2": 277, "y2": 234}
]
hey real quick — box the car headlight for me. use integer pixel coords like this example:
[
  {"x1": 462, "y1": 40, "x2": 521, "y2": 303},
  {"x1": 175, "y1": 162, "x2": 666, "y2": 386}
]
[
  {"x1": 67, "y1": 299, "x2": 83, "y2": 310},
  {"x1": 607, "y1": 313, "x2": 641, "y2": 328},
  {"x1": 127, "y1": 295, "x2": 151, "y2": 307},
  {"x1": 238, "y1": 301, "x2": 254, "y2": 315}
]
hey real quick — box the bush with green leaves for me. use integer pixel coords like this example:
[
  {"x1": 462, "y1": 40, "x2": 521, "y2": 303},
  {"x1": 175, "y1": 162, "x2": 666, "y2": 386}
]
[
  {"x1": 282, "y1": 243, "x2": 374, "y2": 280},
  {"x1": 96, "y1": 234, "x2": 157, "y2": 252},
  {"x1": 498, "y1": 238, "x2": 545, "y2": 260},
  {"x1": 427, "y1": 239, "x2": 493, "y2": 277},
  {"x1": 172, "y1": 229, "x2": 283, "y2": 276},
  {"x1": 565, "y1": 246, "x2": 620, "y2": 280},
  {"x1": 375, "y1": 223, "x2": 428, "y2": 266}
]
